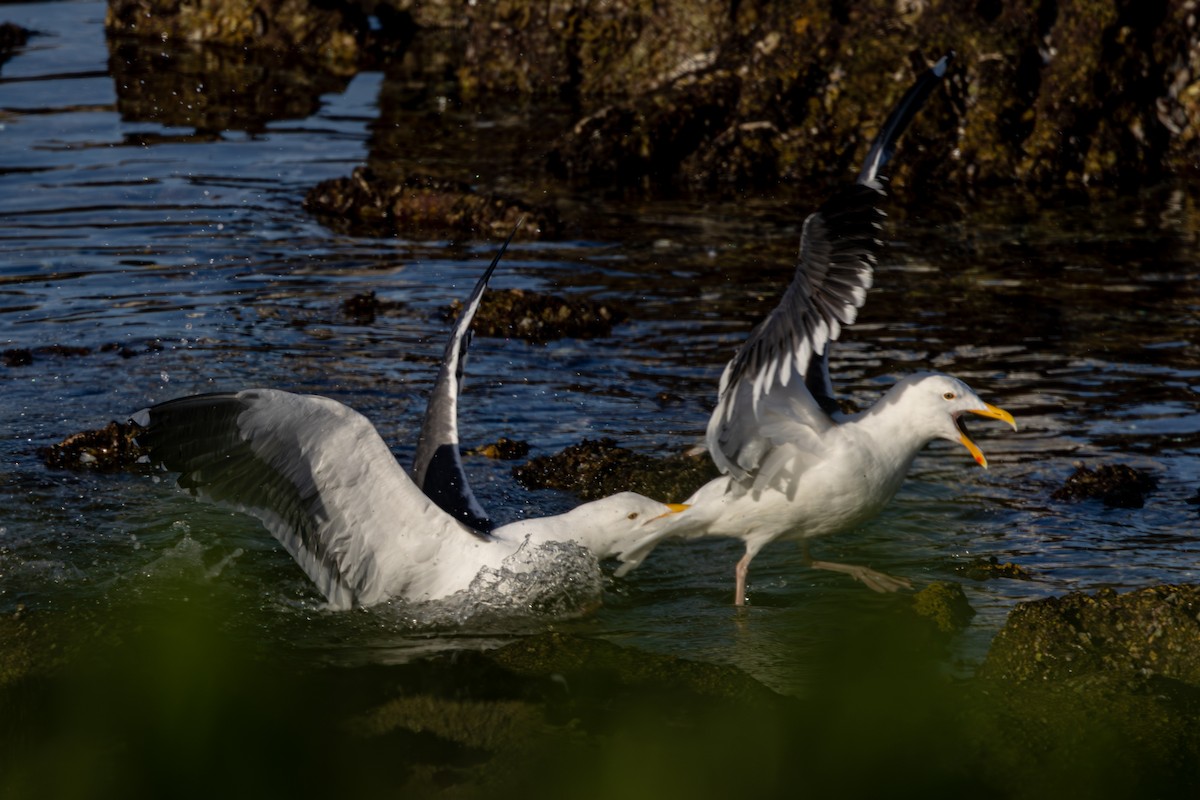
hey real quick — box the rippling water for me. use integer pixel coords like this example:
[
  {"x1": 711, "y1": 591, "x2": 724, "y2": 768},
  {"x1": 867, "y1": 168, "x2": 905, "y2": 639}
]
[{"x1": 3, "y1": 0, "x2": 1199, "y2": 692}]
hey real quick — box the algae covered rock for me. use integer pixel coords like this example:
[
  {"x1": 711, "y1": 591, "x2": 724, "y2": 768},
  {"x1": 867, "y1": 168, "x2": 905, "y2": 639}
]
[
  {"x1": 981, "y1": 584, "x2": 1200, "y2": 685},
  {"x1": 513, "y1": 437, "x2": 718, "y2": 502},
  {"x1": 909, "y1": 580, "x2": 976, "y2": 635},
  {"x1": 450, "y1": 288, "x2": 624, "y2": 343},
  {"x1": 304, "y1": 166, "x2": 556, "y2": 240}
]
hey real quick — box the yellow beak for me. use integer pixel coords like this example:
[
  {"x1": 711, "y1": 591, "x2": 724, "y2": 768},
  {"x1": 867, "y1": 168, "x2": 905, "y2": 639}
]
[
  {"x1": 958, "y1": 403, "x2": 1017, "y2": 469},
  {"x1": 650, "y1": 503, "x2": 690, "y2": 522}
]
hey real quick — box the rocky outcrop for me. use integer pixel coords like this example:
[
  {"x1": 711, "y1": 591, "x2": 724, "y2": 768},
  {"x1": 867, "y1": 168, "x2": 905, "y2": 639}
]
[
  {"x1": 103, "y1": 0, "x2": 1200, "y2": 193},
  {"x1": 104, "y1": 0, "x2": 367, "y2": 76}
]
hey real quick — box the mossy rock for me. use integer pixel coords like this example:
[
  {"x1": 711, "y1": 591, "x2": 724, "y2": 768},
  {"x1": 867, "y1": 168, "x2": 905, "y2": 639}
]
[
  {"x1": 909, "y1": 580, "x2": 976, "y2": 635},
  {"x1": 305, "y1": 166, "x2": 556, "y2": 240},
  {"x1": 451, "y1": 288, "x2": 623, "y2": 343},
  {"x1": 981, "y1": 585, "x2": 1200, "y2": 686},
  {"x1": 514, "y1": 437, "x2": 718, "y2": 502}
]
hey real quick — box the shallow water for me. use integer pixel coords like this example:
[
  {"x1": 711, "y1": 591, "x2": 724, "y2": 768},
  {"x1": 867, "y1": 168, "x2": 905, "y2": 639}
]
[{"x1": 2, "y1": 0, "x2": 1199, "y2": 693}]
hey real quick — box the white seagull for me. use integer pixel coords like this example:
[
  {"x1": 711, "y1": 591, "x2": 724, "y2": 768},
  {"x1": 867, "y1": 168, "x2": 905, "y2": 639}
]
[
  {"x1": 615, "y1": 53, "x2": 1017, "y2": 605},
  {"x1": 133, "y1": 228, "x2": 685, "y2": 610}
]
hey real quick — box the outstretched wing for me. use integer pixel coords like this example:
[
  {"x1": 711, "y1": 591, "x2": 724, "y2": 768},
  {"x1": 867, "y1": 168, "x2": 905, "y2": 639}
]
[
  {"x1": 706, "y1": 53, "x2": 952, "y2": 481},
  {"x1": 412, "y1": 221, "x2": 522, "y2": 533},
  {"x1": 133, "y1": 389, "x2": 477, "y2": 609}
]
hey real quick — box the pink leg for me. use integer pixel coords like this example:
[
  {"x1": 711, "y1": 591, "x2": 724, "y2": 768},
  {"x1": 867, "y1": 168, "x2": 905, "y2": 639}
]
[
  {"x1": 802, "y1": 542, "x2": 911, "y2": 592},
  {"x1": 734, "y1": 551, "x2": 751, "y2": 606}
]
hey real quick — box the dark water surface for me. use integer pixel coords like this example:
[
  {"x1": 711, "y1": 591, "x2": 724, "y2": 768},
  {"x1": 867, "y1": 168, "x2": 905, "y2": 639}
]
[{"x1": 3, "y1": 0, "x2": 1199, "y2": 694}]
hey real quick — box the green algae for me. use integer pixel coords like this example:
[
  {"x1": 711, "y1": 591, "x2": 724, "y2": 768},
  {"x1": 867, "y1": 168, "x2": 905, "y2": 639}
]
[{"x1": 910, "y1": 580, "x2": 977, "y2": 634}]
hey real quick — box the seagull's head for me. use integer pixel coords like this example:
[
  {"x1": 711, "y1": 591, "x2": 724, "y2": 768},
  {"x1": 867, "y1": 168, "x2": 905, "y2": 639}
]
[
  {"x1": 546, "y1": 492, "x2": 689, "y2": 559},
  {"x1": 902, "y1": 374, "x2": 1017, "y2": 468}
]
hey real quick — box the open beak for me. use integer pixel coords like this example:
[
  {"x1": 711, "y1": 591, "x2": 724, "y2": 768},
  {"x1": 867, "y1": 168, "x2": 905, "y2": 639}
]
[{"x1": 956, "y1": 403, "x2": 1017, "y2": 469}]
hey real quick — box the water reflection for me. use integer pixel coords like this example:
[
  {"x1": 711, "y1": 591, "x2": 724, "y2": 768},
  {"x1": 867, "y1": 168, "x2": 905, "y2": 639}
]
[{"x1": 107, "y1": 35, "x2": 351, "y2": 135}]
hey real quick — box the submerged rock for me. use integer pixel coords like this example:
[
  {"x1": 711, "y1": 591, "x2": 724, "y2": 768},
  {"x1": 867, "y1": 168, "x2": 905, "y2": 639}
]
[
  {"x1": 341, "y1": 291, "x2": 404, "y2": 326},
  {"x1": 2, "y1": 348, "x2": 32, "y2": 367},
  {"x1": 3, "y1": 345, "x2": 93, "y2": 367},
  {"x1": 956, "y1": 555, "x2": 1033, "y2": 581},
  {"x1": 451, "y1": 288, "x2": 624, "y2": 343},
  {"x1": 1051, "y1": 461, "x2": 1158, "y2": 508},
  {"x1": 305, "y1": 167, "x2": 556, "y2": 241},
  {"x1": 514, "y1": 437, "x2": 717, "y2": 502},
  {"x1": 40, "y1": 421, "x2": 147, "y2": 472}
]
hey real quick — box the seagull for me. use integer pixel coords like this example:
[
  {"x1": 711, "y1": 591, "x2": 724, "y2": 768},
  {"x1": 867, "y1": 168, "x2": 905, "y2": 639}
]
[
  {"x1": 615, "y1": 53, "x2": 1017, "y2": 606},
  {"x1": 132, "y1": 228, "x2": 685, "y2": 610}
]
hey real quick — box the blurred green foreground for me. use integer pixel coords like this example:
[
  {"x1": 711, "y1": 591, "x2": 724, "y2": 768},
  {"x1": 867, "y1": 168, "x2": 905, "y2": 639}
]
[{"x1": 4, "y1": 580, "x2": 1199, "y2": 800}]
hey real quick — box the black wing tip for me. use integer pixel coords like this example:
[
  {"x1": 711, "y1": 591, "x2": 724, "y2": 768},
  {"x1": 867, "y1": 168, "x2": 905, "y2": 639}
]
[{"x1": 856, "y1": 51, "x2": 953, "y2": 187}]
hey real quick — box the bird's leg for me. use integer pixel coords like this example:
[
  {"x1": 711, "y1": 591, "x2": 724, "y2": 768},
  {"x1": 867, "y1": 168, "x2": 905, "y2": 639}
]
[
  {"x1": 801, "y1": 542, "x2": 912, "y2": 593},
  {"x1": 734, "y1": 551, "x2": 751, "y2": 606}
]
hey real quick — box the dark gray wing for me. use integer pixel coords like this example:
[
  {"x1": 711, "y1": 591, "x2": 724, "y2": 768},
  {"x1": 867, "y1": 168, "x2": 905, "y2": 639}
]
[
  {"x1": 411, "y1": 221, "x2": 521, "y2": 533},
  {"x1": 706, "y1": 53, "x2": 952, "y2": 480},
  {"x1": 133, "y1": 389, "x2": 476, "y2": 609}
]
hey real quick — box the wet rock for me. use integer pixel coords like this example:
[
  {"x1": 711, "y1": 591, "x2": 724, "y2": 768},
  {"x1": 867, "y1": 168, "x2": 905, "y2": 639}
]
[
  {"x1": 341, "y1": 291, "x2": 404, "y2": 325},
  {"x1": 453, "y1": 288, "x2": 623, "y2": 343},
  {"x1": 40, "y1": 421, "x2": 147, "y2": 472},
  {"x1": 908, "y1": 581, "x2": 976, "y2": 635},
  {"x1": 454, "y1": 0, "x2": 730, "y2": 101},
  {"x1": 549, "y1": 67, "x2": 742, "y2": 187},
  {"x1": 107, "y1": 34, "x2": 351, "y2": 134},
  {"x1": 456, "y1": 0, "x2": 1200, "y2": 191},
  {"x1": 981, "y1": 585, "x2": 1200, "y2": 686},
  {"x1": 961, "y1": 584, "x2": 1200, "y2": 797},
  {"x1": 1051, "y1": 461, "x2": 1158, "y2": 508},
  {"x1": 305, "y1": 166, "x2": 556, "y2": 241},
  {"x1": 514, "y1": 437, "x2": 717, "y2": 502},
  {"x1": 104, "y1": 0, "x2": 366, "y2": 77},
  {"x1": 466, "y1": 438, "x2": 530, "y2": 460},
  {"x1": 957, "y1": 555, "x2": 1033, "y2": 581}
]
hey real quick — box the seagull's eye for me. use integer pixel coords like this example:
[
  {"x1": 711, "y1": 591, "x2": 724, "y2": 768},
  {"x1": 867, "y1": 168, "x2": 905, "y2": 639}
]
[
  {"x1": 943, "y1": 391, "x2": 956, "y2": 400},
  {"x1": 627, "y1": 512, "x2": 639, "y2": 520}
]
